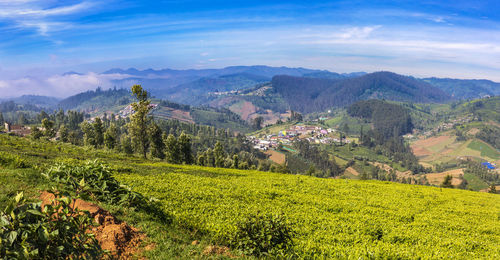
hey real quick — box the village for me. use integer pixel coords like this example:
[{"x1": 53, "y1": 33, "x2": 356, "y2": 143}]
[{"x1": 248, "y1": 124, "x2": 352, "y2": 151}]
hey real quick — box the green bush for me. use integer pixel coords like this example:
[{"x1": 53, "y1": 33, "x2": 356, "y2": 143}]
[
  {"x1": 42, "y1": 160, "x2": 145, "y2": 208},
  {"x1": 0, "y1": 152, "x2": 28, "y2": 169},
  {"x1": 0, "y1": 191, "x2": 103, "y2": 259},
  {"x1": 232, "y1": 212, "x2": 295, "y2": 257}
]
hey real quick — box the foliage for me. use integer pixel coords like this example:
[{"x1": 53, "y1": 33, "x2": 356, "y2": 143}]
[
  {"x1": 42, "y1": 160, "x2": 146, "y2": 208},
  {"x1": 115, "y1": 163, "x2": 500, "y2": 258},
  {"x1": 129, "y1": 85, "x2": 153, "y2": 158},
  {"x1": 0, "y1": 151, "x2": 28, "y2": 169},
  {"x1": 232, "y1": 212, "x2": 295, "y2": 257},
  {"x1": 0, "y1": 191, "x2": 103, "y2": 259}
]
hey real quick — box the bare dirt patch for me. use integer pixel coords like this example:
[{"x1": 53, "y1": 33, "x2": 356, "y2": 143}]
[
  {"x1": 424, "y1": 168, "x2": 464, "y2": 186},
  {"x1": 40, "y1": 192, "x2": 146, "y2": 259},
  {"x1": 345, "y1": 167, "x2": 359, "y2": 176},
  {"x1": 412, "y1": 146, "x2": 433, "y2": 157},
  {"x1": 203, "y1": 245, "x2": 235, "y2": 258},
  {"x1": 413, "y1": 135, "x2": 452, "y2": 149},
  {"x1": 265, "y1": 150, "x2": 286, "y2": 164}
]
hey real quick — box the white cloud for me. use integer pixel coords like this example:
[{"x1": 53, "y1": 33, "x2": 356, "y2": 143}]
[{"x1": 0, "y1": 72, "x2": 129, "y2": 98}]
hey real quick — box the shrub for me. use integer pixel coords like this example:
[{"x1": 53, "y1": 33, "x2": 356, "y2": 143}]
[
  {"x1": 0, "y1": 191, "x2": 103, "y2": 259},
  {"x1": 42, "y1": 160, "x2": 145, "y2": 208},
  {"x1": 232, "y1": 212, "x2": 295, "y2": 257},
  {"x1": 0, "y1": 152, "x2": 28, "y2": 169}
]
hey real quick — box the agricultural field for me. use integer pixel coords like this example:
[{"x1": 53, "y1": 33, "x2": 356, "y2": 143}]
[
  {"x1": 411, "y1": 133, "x2": 500, "y2": 166},
  {"x1": 116, "y1": 162, "x2": 500, "y2": 258},
  {"x1": 2, "y1": 134, "x2": 500, "y2": 258}
]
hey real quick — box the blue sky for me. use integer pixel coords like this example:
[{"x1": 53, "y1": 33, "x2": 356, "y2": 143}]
[{"x1": 0, "y1": 0, "x2": 499, "y2": 97}]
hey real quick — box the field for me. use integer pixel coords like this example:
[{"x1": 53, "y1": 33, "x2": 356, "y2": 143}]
[
  {"x1": 2, "y1": 134, "x2": 500, "y2": 258},
  {"x1": 115, "y1": 163, "x2": 500, "y2": 258},
  {"x1": 411, "y1": 134, "x2": 500, "y2": 166}
]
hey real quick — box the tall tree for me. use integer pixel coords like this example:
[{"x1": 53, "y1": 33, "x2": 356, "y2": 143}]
[
  {"x1": 214, "y1": 141, "x2": 226, "y2": 167},
  {"x1": 252, "y1": 116, "x2": 264, "y2": 130},
  {"x1": 165, "y1": 134, "x2": 180, "y2": 163},
  {"x1": 41, "y1": 118, "x2": 56, "y2": 138},
  {"x1": 104, "y1": 123, "x2": 119, "y2": 150},
  {"x1": 93, "y1": 117, "x2": 104, "y2": 147},
  {"x1": 178, "y1": 131, "x2": 193, "y2": 164},
  {"x1": 59, "y1": 125, "x2": 69, "y2": 142},
  {"x1": 128, "y1": 85, "x2": 153, "y2": 158},
  {"x1": 150, "y1": 122, "x2": 165, "y2": 159}
]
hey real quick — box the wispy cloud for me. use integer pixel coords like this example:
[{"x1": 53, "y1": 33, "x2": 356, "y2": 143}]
[{"x1": 0, "y1": 1, "x2": 94, "y2": 36}]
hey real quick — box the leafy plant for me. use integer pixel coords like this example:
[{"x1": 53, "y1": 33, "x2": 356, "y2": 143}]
[
  {"x1": 42, "y1": 160, "x2": 145, "y2": 208},
  {"x1": 0, "y1": 151, "x2": 28, "y2": 169},
  {"x1": 232, "y1": 212, "x2": 295, "y2": 257},
  {"x1": 0, "y1": 191, "x2": 103, "y2": 259}
]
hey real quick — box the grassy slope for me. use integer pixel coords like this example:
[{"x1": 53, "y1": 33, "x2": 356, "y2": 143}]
[
  {"x1": 2, "y1": 134, "x2": 500, "y2": 258},
  {"x1": 115, "y1": 163, "x2": 500, "y2": 258}
]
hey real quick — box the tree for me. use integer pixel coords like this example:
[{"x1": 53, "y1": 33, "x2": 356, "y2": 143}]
[
  {"x1": 164, "y1": 134, "x2": 180, "y2": 163},
  {"x1": 59, "y1": 125, "x2": 69, "y2": 142},
  {"x1": 488, "y1": 184, "x2": 497, "y2": 194},
  {"x1": 441, "y1": 175, "x2": 454, "y2": 188},
  {"x1": 31, "y1": 127, "x2": 43, "y2": 139},
  {"x1": 128, "y1": 85, "x2": 153, "y2": 158},
  {"x1": 42, "y1": 118, "x2": 56, "y2": 138},
  {"x1": 307, "y1": 165, "x2": 316, "y2": 176},
  {"x1": 93, "y1": 118, "x2": 104, "y2": 147},
  {"x1": 214, "y1": 141, "x2": 226, "y2": 167},
  {"x1": 178, "y1": 131, "x2": 193, "y2": 164},
  {"x1": 149, "y1": 122, "x2": 165, "y2": 159},
  {"x1": 342, "y1": 123, "x2": 350, "y2": 136},
  {"x1": 104, "y1": 123, "x2": 118, "y2": 150},
  {"x1": 120, "y1": 134, "x2": 134, "y2": 154},
  {"x1": 252, "y1": 116, "x2": 264, "y2": 130},
  {"x1": 81, "y1": 121, "x2": 96, "y2": 148},
  {"x1": 0, "y1": 112, "x2": 4, "y2": 125},
  {"x1": 232, "y1": 154, "x2": 239, "y2": 169}
]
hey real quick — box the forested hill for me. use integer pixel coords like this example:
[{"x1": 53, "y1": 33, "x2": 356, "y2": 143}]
[
  {"x1": 423, "y1": 77, "x2": 500, "y2": 99},
  {"x1": 57, "y1": 88, "x2": 133, "y2": 111},
  {"x1": 271, "y1": 71, "x2": 451, "y2": 113}
]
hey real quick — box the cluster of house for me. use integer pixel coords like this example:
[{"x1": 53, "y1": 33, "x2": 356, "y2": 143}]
[
  {"x1": 422, "y1": 114, "x2": 474, "y2": 137},
  {"x1": 249, "y1": 125, "x2": 350, "y2": 150},
  {"x1": 3, "y1": 122, "x2": 31, "y2": 136}
]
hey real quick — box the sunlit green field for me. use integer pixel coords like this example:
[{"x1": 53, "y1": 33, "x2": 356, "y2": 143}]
[
  {"x1": 116, "y1": 163, "x2": 500, "y2": 258},
  {"x1": 2, "y1": 134, "x2": 500, "y2": 258}
]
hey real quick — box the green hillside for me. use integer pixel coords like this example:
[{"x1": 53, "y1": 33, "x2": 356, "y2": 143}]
[{"x1": 1, "y1": 134, "x2": 499, "y2": 258}]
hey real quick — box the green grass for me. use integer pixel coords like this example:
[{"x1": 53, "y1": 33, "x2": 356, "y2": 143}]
[
  {"x1": 115, "y1": 163, "x2": 500, "y2": 258},
  {"x1": 467, "y1": 139, "x2": 500, "y2": 160},
  {"x1": 463, "y1": 173, "x2": 489, "y2": 191},
  {"x1": 2, "y1": 134, "x2": 500, "y2": 258}
]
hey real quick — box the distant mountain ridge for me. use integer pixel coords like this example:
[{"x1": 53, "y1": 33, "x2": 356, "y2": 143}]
[{"x1": 422, "y1": 77, "x2": 500, "y2": 99}]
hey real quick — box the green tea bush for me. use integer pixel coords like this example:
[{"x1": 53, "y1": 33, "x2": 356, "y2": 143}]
[
  {"x1": 0, "y1": 152, "x2": 28, "y2": 169},
  {"x1": 0, "y1": 191, "x2": 103, "y2": 259},
  {"x1": 42, "y1": 160, "x2": 145, "y2": 208},
  {"x1": 232, "y1": 212, "x2": 295, "y2": 257},
  {"x1": 43, "y1": 160, "x2": 171, "y2": 223}
]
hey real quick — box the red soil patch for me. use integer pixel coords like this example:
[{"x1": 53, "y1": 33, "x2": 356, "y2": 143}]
[
  {"x1": 413, "y1": 135, "x2": 452, "y2": 148},
  {"x1": 345, "y1": 167, "x2": 359, "y2": 176},
  {"x1": 265, "y1": 150, "x2": 286, "y2": 164},
  {"x1": 412, "y1": 146, "x2": 433, "y2": 157},
  {"x1": 239, "y1": 101, "x2": 258, "y2": 121},
  {"x1": 40, "y1": 192, "x2": 146, "y2": 259}
]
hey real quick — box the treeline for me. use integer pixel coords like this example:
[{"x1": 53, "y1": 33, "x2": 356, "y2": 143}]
[
  {"x1": 348, "y1": 100, "x2": 428, "y2": 174},
  {"x1": 57, "y1": 87, "x2": 132, "y2": 110},
  {"x1": 25, "y1": 85, "x2": 271, "y2": 171},
  {"x1": 475, "y1": 125, "x2": 500, "y2": 150},
  {"x1": 291, "y1": 139, "x2": 342, "y2": 177}
]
